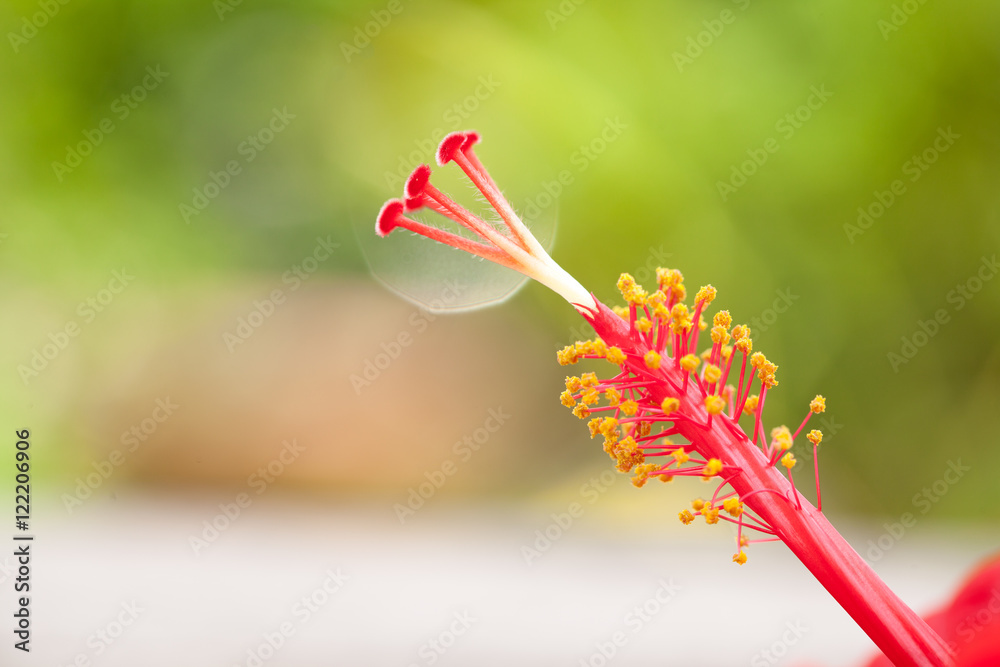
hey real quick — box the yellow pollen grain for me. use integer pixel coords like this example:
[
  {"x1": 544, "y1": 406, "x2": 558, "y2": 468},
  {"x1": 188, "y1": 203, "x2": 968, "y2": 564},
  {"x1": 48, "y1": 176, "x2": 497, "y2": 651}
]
[
  {"x1": 572, "y1": 405, "x2": 590, "y2": 419},
  {"x1": 743, "y1": 395, "x2": 759, "y2": 415},
  {"x1": 581, "y1": 388, "x2": 600, "y2": 405},
  {"x1": 644, "y1": 350, "x2": 662, "y2": 370},
  {"x1": 679, "y1": 510, "x2": 694, "y2": 525},
  {"x1": 557, "y1": 346, "x2": 579, "y2": 365},
  {"x1": 781, "y1": 453, "x2": 797, "y2": 470},
  {"x1": 566, "y1": 376, "x2": 582, "y2": 392},
  {"x1": 704, "y1": 364, "x2": 722, "y2": 384},
  {"x1": 580, "y1": 372, "x2": 599, "y2": 388},
  {"x1": 695, "y1": 285, "x2": 717, "y2": 305},
  {"x1": 661, "y1": 397, "x2": 680, "y2": 413},
  {"x1": 807, "y1": 429, "x2": 823, "y2": 446},
  {"x1": 620, "y1": 399, "x2": 639, "y2": 416},
  {"x1": 810, "y1": 395, "x2": 827, "y2": 413},
  {"x1": 631, "y1": 462, "x2": 658, "y2": 488},
  {"x1": 605, "y1": 387, "x2": 622, "y2": 406},
  {"x1": 560, "y1": 390, "x2": 576, "y2": 408},
  {"x1": 636, "y1": 317, "x2": 653, "y2": 334},
  {"x1": 713, "y1": 310, "x2": 732, "y2": 328},
  {"x1": 703, "y1": 506, "x2": 720, "y2": 524},
  {"x1": 723, "y1": 498, "x2": 742, "y2": 517},
  {"x1": 704, "y1": 395, "x2": 726, "y2": 415},
  {"x1": 733, "y1": 551, "x2": 748, "y2": 565},
  {"x1": 680, "y1": 354, "x2": 700, "y2": 373},
  {"x1": 671, "y1": 447, "x2": 689, "y2": 465},
  {"x1": 606, "y1": 347, "x2": 626, "y2": 365},
  {"x1": 702, "y1": 458, "x2": 723, "y2": 478}
]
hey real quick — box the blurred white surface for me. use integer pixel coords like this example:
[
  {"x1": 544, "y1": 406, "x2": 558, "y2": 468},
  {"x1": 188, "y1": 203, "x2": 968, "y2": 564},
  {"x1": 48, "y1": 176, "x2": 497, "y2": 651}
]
[{"x1": 11, "y1": 494, "x2": 997, "y2": 667}]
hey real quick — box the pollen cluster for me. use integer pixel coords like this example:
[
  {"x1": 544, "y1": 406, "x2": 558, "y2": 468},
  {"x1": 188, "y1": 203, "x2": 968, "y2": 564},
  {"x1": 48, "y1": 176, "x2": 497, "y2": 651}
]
[{"x1": 557, "y1": 269, "x2": 829, "y2": 564}]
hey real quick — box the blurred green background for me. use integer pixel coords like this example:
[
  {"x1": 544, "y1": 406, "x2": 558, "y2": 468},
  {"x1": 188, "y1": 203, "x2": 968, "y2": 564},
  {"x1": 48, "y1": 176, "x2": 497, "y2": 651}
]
[{"x1": 3, "y1": 0, "x2": 999, "y2": 523}]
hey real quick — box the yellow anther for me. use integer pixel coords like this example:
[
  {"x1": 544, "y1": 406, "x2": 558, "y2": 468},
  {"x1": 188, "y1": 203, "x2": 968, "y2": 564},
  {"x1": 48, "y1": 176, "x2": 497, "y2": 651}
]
[
  {"x1": 560, "y1": 390, "x2": 576, "y2": 408},
  {"x1": 606, "y1": 347, "x2": 626, "y2": 365},
  {"x1": 581, "y1": 388, "x2": 600, "y2": 405},
  {"x1": 771, "y1": 425, "x2": 793, "y2": 451},
  {"x1": 620, "y1": 399, "x2": 639, "y2": 416},
  {"x1": 739, "y1": 536, "x2": 749, "y2": 547},
  {"x1": 598, "y1": 416, "x2": 618, "y2": 434},
  {"x1": 733, "y1": 551, "x2": 748, "y2": 565},
  {"x1": 807, "y1": 429, "x2": 823, "y2": 446},
  {"x1": 743, "y1": 395, "x2": 759, "y2": 415},
  {"x1": 591, "y1": 338, "x2": 607, "y2": 356},
  {"x1": 810, "y1": 395, "x2": 826, "y2": 413},
  {"x1": 637, "y1": 421, "x2": 652, "y2": 437},
  {"x1": 723, "y1": 498, "x2": 743, "y2": 517},
  {"x1": 580, "y1": 372, "x2": 599, "y2": 388},
  {"x1": 572, "y1": 405, "x2": 590, "y2": 419},
  {"x1": 731, "y1": 324, "x2": 749, "y2": 340},
  {"x1": 713, "y1": 310, "x2": 732, "y2": 328},
  {"x1": 671, "y1": 447, "x2": 689, "y2": 465},
  {"x1": 735, "y1": 337, "x2": 753, "y2": 354},
  {"x1": 644, "y1": 350, "x2": 662, "y2": 370},
  {"x1": 695, "y1": 285, "x2": 717, "y2": 306},
  {"x1": 614, "y1": 436, "x2": 644, "y2": 473},
  {"x1": 750, "y1": 352, "x2": 766, "y2": 368},
  {"x1": 704, "y1": 395, "x2": 726, "y2": 415},
  {"x1": 780, "y1": 453, "x2": 797, "y2": 470},
  {"x1": 588, "y1": 418, "x2": 602, "y2": 439},
  {"x1": 605, "y1": 387, "x2": 622, "y2": 406},
  {"x1": 636, "y1": 317, "x2": 653, "y2": 334},
  {"x1": 704, "y1": 364, "x2": 722, "y2": 384},
  {"x1": 631, "y1": 462, "x2": 659, "y2": 488},
  {"x1": 691, "y1": 498, "x2": 705, "y2": 511},
  {"x1": 702, "y1": 458, "x2": 723, "y2": 478},
  {"x1": 703, "y1": 506, "x2": 720, "y2": 524},
  {"x1": 566, "y1": 376, "x2": 582, "y2": 392},
  {"x1": 661, "y1": 397, "x2": 680, "y2": 414},
  {"x1": 679, "y1": 510, "x2": 695, "y2": 525},
  {"x1": 617, "y1": 272, "x2": 636, "y2": 297},
  {"x1": 720, "y1": 345, "x2": 733, "y2": 362},
  {"x1": 680, "y1": 354, "x2": 700, "y2": 373},
  {"x1": 669, "y1": 303, "x2": 691, "y2": 334},
  {"x1": 710, "y1": 325, "x2": 731, "y2": 345},
  {"x1": 656, "y1": 267, "x2": 683, "y2": 290},
  {"x1": 557, "y1": 346, "x2": 579, "y2": 365},
  {"x1": 612, "y1": 305, "x2": 629, "y2": 319},
  {"x1": 659, "y1": 474, "x2": 674, "y2": 483}
]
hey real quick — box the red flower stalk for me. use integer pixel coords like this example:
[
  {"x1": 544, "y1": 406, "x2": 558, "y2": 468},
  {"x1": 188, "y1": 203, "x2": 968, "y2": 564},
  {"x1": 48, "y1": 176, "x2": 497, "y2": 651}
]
[{"x1": 376, "y1": 130, "x2": 955, "y2": 666}]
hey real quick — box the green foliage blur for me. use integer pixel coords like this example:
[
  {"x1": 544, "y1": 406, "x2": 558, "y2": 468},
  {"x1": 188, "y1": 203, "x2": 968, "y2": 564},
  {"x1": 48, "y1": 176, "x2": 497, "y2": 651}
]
[{"x1": 2, "y1": 0, "x2": 999, "y2": 518}]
